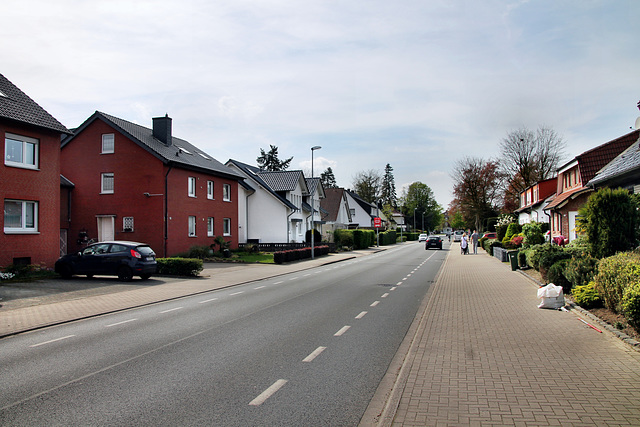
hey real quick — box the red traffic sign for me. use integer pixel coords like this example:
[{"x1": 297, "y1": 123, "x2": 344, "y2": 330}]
[{"x1": 374, "y1": 217, "x2": 382, "y2": 228}]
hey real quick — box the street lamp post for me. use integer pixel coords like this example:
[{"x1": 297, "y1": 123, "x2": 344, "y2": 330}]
[
  {"x1": 311, "y1": 146, "x2": 321, "y2": 259},
  {"x1": 413, "y1": 207, "x2": 417, "y2": 231},
  {"x1": 422, "y1": 212, "x2": 425, "y2": 232}
]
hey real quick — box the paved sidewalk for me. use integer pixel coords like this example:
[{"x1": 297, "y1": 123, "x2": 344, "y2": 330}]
[
  {"x1": 0, "y1": 250, "x2": 372, "y2": 338},
  {"x1": 364, "y1": 248, "x2": 640, "y2": 426}
]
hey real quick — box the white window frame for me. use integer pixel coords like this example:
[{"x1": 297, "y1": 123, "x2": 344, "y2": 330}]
[
  {"x1": 4, "y1": 200, "x2": 38, "y2": 233},
  {"x1": 207, "y1": 217, "x2": 214, "y2": 237},
  {"x1": 223, "y1": 183, "x2": 231, "y2": 201},
  {"x1": 5, "y1": 133, "x2": 38, "y2": 170},
  {"x1": 188, "y1": 177, "x2": 196, "y2": 198},
  {"x1": 101, "y1": 173, "x2": 114, "y2": 194},
  {"x1": 101, "y1": 133, "x2": 115, "y2": 154},
  {"x1": 223, "y1": 218, "x2": 231, "y2": 236},
  {"x1": 188, "y1": 216, "x2": 196, "y2": 237},
  {"x1": 123, "y1": 216, "x2": 134, "y2": 232},
  {"x1": 207, "y1": 181, "x2": 214, "y2": 200}
]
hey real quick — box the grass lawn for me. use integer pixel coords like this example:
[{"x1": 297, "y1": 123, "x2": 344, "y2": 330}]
[{"x1": 232, "y1": 252, "x2": 275, "y2": 264}]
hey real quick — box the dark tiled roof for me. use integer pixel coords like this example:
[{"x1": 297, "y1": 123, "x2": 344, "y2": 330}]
[
  {"x1": 346, "y1": 190, "x2": 376, "y2": 216},
  {"x1": 588, "y1": 131, "x2": 640, "y2": 187},
  {"x1": 305, "y1": 177, "x2": 325, "y2": 198},
  {"x1": 0, "y1": 73, "x2": 70, "y2": 134},
  {"x1": 258, "y1": 170, "x2": 308, "y2": 193},
  {"x1": 63, "y1": 111, "x2": 242, "y2": 180},
  {"x1": 226, "y1": 159, "x2": 297, "y2": 210},
  {"x1": 576, "y1": 130, "x2": 639, "y2": 184},
  {"x1": 321, "y1": 188, "x2": 346, "y2": 222}
]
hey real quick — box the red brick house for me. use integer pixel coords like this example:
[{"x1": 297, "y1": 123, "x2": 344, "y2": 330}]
[
  {"x1": 544, "y1": 129, "x2": 639, "y2": 242},
  {"x1": 1, "y1": 73, "x2": 71, "y2": 268},
  {"x1": 60, "y1": 111, "x2": 243, "y2": 257}
]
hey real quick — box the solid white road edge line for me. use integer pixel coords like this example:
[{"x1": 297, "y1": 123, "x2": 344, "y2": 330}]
[
  {"x1": 302, "y1": 346, "x2": 327, "y2": 362},
  {"x1": 249, "y1": 379, "x2": 288, "y2": 406}
]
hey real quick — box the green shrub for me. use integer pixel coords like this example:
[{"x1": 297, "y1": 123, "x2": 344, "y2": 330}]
[
  {"x1": 378, "y1": 230, "x2": 397, "y2": 246},
  {"x1": 622, "y1": 282, "x2": 640, "y2": 328},
  {"x1": 563, "y1": 256, "x2": 598, "y2": 289},
  {"x1": 497, "y1": 224, "x2": 509, "y2": 242},
  {"x1": 353, "y1": 229, "x2": 375, "y2": 249},
  {"x1": 522, "y1": 222, "x2": 545, "y2": 247},
  {"x1": 528, "y1": 243, "x2": 562, "y2": 271},
  {"x1": 156, "y1": 258, "x2": 203, "y2": 276},
  {"x1": 546, "y1": 259, "x2": 571, "y2": 292},
  {"x1": 572, "y1": 281, "x2": 603, "y2": 309},
  {"x1": 539, "y1": 249, "x2": 571, "y2": 282},
  {"x1": 334, "y1": 229, "x2": 354, "y2": 248},
  {"x1": 594, "y1": 251, "x2": 640, "y2": 313},
  {"x1": 578, "y1": 187, "x2": 638, "y2": 259},
  {"x1": 505, "y1": 223, "x2": 521, "y2": 242}
]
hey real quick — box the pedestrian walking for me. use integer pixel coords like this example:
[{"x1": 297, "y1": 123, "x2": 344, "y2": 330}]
[
  {"x1": 461, "y1": 233, "x2": 468, "y2": 255},
  {"x1": 472, "y1": 230, "x2": 479, "y2": 254}
]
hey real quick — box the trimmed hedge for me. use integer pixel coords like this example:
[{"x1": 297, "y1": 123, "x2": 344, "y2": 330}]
[
  {"x1": 594, "y1": 251, "x2": 640, "y2": 313},
  {"x1": 156, "y1": 258, "x2": 203, "y2": 277},
  {"x1": 274, "y1": 245, "x2": 330, "y2": 264},
  {"x1": 378, "y1": 230, "x2": 397, "y2": 246}
]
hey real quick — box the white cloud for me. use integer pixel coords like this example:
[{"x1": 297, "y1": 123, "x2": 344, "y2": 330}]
[{"x1": 2, "y1": 0, "x2": 640, "y2": 209}]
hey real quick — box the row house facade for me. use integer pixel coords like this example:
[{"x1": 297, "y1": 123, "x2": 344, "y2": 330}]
[
  {"x1": 1, "y1": 73, "x2": 70, "y2": 268},
  {"x1": 543, "y1": 129, "x2": 639, "y2": 242},
  {"x1": 515, "y1": 177, "x2": 557, "y2": 225},
  {"x1": 61, "y1": 112, "x2": 243, "y2": 258}
]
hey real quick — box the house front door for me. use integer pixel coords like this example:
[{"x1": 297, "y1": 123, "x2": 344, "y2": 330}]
[
  {"x1": 96, "y1": 216, "x2": 115, "y2": 241},
  {"x1": 568, "y1": 211, "x2": 578, "y2": 242}
]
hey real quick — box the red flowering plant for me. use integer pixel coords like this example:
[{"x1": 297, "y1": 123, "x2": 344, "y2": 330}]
[{"x1": 511, "y1": 235, "x2": 524, "y2": 248}]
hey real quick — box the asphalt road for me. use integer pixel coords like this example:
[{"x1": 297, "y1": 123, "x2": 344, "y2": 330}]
[{"x1": 0, "y1": 243, "x2": 447, "y2": 426}]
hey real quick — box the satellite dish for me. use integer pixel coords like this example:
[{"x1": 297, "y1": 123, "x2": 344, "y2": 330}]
[{"x1": 635, "y1": 116, "x2": 640, "y2": 130}]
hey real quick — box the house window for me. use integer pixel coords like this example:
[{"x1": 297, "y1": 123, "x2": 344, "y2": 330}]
[
  {"x1": 102, "y1": 134, "x2": 114, "y2": 153},
  {"x1": 4, "y1": 200, "x2": 38, "y2": 233},
  {"x1": 350, "y1": 208, "x2": 356, "y2": 217},
  {"x1": 123, "y1": 216, "x2": 134, "y2": 232},
  {"x1": 223, "y1": 218, "x2": 231, "y2": 236},
  {"x1": 223, "y1": 184, "x2": 231, "y2": 201},
  {"x1": 188, "y1": 177, "x2": 196, "y2": 197},
  {"x1": 188, "y1": 216, "x2": 196, "y2": 236},
  {"x1": 207, "y1": 181, "x2": 214, "y2": 199},
  {"x1": 5, "y1": 133, "x2": 38, "y2": 169},
  {"x1": 208, "y1": 217, "x2": 214, "y2": 237},
  {"x1": 101, "y1": 173, "x2": 114, "y2": 194}
]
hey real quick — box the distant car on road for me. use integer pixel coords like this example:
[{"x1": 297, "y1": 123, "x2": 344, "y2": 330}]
[
  {"x1": 482, "y1": 232, "x2": 497, "y2": 239},
  {"x1": 55, "y1": 241, "x2": 157, "y2": 281},
  {"x1": 453, "y1": 230, "x2": 464, "y2": 242},
  {"x1": 425, "y1": 235, "x2": 443, "y2": 250},
  {"x1": 418, "y1": 233, "x2": 428, "y2": 242}
]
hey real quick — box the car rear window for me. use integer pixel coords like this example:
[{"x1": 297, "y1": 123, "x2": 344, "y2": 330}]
[{"x1": 136, "y1": 245, "x2": 155, "y2": 256}]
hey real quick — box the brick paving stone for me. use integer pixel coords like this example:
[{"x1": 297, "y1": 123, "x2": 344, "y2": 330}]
[{"x1": 386, "y1": 248, "x2": 640, "y2": 426}]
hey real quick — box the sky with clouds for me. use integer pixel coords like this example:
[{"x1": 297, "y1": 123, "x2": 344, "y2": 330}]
[{"x1": 3, "y1": 0, "x2": 639, "y2": 208}]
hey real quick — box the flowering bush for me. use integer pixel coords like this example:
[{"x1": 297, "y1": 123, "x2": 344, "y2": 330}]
[
  {"x1": 511, "y1": 235, "x2": 524, "y2": 247},
  {"x1": 0, "y1": 272, "x2": 16, "y2": 281},
  {"x1": 496, "y1": 214, "x2": 515, "y2": 228}
]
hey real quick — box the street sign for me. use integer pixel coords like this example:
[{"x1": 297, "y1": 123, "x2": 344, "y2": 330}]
[{"x1": 374, "y1": 217, "x2": 382, "y2": 228}]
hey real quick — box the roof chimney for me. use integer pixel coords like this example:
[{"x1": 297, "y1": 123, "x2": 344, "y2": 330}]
[{"x1": 153, "y1": 114, "x2": 172, "y2": 146}]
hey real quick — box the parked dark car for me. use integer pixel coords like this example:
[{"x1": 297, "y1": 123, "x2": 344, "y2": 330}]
[
  {"x1": 425, "y1": 235, "x2": 443, "y2": 250},
  {"x1": 55, "y1": 241, "x2": 157, "y2": 281}
]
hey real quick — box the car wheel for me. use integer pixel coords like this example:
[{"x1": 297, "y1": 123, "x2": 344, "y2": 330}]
[
  {"x1": 58, "y1": 265, "x2": 73, "y2": 279},
  {"x1": 140, "y1": 274, "x2": 151, "y2": 280},
  {"x1": 118, "y1": 266, "x2": 133, "y2": 282}
]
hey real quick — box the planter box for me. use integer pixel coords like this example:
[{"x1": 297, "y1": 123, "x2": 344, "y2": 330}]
[{"x1": 493, "y1": 247, "x2": 509, "y2": 262}]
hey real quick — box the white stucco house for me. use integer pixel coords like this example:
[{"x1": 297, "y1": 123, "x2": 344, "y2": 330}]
[{"x1": 226, "y1": 160, "x2": 324, "y2": 243}]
